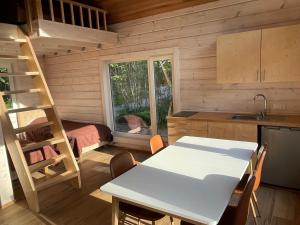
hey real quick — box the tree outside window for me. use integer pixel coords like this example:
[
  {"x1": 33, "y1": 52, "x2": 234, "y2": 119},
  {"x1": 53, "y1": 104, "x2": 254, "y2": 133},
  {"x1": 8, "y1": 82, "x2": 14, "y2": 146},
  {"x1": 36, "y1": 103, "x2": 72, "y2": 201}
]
[
  {"x1": 0, "y1": 67, "x2": 12, "y2": 108},
  {"x1": 109, "y1": 59, "x2": 173, "y2": 136}
]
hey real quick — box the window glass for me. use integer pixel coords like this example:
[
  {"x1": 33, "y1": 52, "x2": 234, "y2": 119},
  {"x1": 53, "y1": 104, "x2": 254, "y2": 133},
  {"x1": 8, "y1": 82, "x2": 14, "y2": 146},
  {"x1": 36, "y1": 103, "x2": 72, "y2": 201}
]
[
  {"x1": 154, "y1": 60, "x2": 172, "y2": 137},
  {"x1": 109, "y1": 61, "x2": 151, "y2": 135},
  {"x1": 0, "y1": 67, "x2": 12, "y2": 108}
]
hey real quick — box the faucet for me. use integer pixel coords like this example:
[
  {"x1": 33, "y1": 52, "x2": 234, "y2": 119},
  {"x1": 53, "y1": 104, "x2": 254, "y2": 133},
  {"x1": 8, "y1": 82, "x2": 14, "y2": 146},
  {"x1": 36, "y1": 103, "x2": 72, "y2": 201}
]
[{"x1": 253, "y1": 94, "x2": 267, "y2": 119}]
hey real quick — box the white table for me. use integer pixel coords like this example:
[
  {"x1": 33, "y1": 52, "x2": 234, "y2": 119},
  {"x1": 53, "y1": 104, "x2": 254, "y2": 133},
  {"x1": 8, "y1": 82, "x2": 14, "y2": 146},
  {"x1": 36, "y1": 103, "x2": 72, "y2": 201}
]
[{"x1": 101, "y1": 136, "x2": 258, "y2": 225}]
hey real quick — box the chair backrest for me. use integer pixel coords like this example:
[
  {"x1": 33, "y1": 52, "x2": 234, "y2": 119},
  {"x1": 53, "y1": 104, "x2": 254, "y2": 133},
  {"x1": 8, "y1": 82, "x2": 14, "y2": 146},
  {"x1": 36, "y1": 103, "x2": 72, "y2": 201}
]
[
  {"x1": 150, "y1": 135, "x2": 164, "y2": 155},
  {"x1": 233, "y1": 175, "x2": 256, "y2": 225},
  {"x1": 110, "y1": 151, "x2": 137, "y2": 179},
  {"x1": 253, "y1": 147, "x2": 267, "y2": 191}
]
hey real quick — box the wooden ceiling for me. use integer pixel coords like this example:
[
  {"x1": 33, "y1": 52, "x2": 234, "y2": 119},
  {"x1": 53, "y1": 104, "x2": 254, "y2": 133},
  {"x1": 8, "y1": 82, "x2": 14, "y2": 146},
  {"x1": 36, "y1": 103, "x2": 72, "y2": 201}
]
[{"x1": 73, "y1": 0, "x2": 218, "y2": 24}]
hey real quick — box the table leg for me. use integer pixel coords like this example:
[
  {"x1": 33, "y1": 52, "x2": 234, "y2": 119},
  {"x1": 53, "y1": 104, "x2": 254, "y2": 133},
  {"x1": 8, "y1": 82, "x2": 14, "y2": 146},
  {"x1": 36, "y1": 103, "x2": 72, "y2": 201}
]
[{"x1": 112, "y1": 197, "x2": 119, "y2": 225}]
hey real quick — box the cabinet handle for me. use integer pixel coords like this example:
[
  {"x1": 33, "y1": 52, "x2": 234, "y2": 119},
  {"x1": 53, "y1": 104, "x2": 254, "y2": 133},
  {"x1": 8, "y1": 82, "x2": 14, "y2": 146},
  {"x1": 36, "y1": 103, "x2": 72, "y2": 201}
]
[{"x1": 256, "y1": 70, "x2": 259, "y2": 81}]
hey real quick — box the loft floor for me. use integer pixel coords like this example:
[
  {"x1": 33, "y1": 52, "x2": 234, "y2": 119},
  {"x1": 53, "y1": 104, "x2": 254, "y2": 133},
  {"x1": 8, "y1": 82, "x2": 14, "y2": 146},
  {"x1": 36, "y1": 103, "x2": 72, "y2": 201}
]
[{"x1": 0, "y1": 146, "x2": 300, "y2": 225}]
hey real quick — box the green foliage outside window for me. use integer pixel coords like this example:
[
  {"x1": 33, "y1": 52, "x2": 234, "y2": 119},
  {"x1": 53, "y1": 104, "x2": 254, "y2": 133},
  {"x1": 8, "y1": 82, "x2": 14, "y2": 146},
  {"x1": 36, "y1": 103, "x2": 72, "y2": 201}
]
[
  {"x1": 0, "y1": 67, "x2": 12, "y2": 108},
  {"x1": 109, "y1": 60, "x2": 172, "y2": 135},
  {"x1": 110, "y1": 61, "x2": 151, "y2": 124}
]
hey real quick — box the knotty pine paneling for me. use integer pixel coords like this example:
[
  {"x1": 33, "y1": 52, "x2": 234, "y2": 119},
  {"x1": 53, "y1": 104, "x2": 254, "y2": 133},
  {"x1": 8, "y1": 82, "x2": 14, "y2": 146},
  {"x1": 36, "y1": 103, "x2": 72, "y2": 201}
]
[{"x1": 44, "y1": 0, "x2": 300, "y2": 125}]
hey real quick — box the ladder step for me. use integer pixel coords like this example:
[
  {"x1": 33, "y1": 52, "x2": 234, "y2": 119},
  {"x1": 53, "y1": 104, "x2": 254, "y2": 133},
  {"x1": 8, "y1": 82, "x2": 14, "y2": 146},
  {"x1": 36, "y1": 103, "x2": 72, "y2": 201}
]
[
  {"x1": 36, "y1": 171, "x2": 78, "y2": 192},
  {"x1": 22, "y1": 137, "x2": 66, "y2": 153},
  {"x1": 14, "y1": 121, "x2": 54, "y2": 134},
  {"x1": 0, "y1": 55, "x2": 29, "y2": 60},
  {"x1": 0, "y1": 72, "x2": 39, "y2": 77},
  {"x1": 0, "y1": 38, "x2": 27, "y2": 43},
  {"x1": 8, "y1": 105, "x2": 52, "y2": 113},
  {"x1": 2, "y1": 88, "x2": 41, "y2": 95},
  {"x1": 29, "y1": 154, "x2": 66, "y2": 173}
]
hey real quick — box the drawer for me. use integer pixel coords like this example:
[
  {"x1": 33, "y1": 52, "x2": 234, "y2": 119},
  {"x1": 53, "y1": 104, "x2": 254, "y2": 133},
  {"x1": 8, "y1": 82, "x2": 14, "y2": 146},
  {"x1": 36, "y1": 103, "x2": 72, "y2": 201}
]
[
  {"x1": 168, "y1": 119, "x2": 207, "y2": 130},
  {"x1": 207, "y1": 121, "x2": 257, "y2": 142}
]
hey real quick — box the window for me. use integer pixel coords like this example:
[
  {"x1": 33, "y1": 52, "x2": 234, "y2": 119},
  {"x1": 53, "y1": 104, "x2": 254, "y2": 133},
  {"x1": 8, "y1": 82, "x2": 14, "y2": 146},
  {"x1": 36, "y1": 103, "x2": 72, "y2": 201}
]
[
  {"x1": 107, "y1": 56, "x2": 174, "y2": 137},
  {"x1": 109, "y1": 60, "x2": 151, "y2": 135},
  {"x1": 153, "y1": 59, "x2": 172, "y2": 136},
  {"x1": 0, "y1": 66, "x2": 12, "y2": 108},
  {"x1": 0, "y1": 63, "x2": 18, "y2": 129}
]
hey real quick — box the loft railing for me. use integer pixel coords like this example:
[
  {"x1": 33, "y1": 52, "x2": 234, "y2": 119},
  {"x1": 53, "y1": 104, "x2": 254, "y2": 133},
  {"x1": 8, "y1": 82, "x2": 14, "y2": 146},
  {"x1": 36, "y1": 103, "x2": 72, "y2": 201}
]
[{"x1": 25, "y1": 0, "x2": 108, "y2": 34}]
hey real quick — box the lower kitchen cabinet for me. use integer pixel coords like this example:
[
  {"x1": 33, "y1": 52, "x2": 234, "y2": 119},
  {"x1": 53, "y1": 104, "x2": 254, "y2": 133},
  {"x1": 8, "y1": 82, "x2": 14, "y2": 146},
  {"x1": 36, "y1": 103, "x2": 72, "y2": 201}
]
[
  {"x1": 167, "y1": 117, "x2": 207, "y2": 144},
  {"x1": 167, "y1": 117, "x2": 257, "y2": 144},
  {"x1": 207, "y1": 121, "x2": 257, "y2": 142}
]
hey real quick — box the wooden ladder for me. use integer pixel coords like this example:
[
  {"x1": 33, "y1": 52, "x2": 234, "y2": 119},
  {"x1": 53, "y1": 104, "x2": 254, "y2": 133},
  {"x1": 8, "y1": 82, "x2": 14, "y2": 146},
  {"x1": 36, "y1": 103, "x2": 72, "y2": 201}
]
[{"x1": 0, "y1": 32, "x2": 81, "y2": 212}]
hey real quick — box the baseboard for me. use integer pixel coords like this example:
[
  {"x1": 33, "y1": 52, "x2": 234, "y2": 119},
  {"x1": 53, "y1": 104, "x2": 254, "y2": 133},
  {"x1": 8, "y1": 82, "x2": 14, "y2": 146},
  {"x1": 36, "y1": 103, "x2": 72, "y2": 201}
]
[{"x1": 1, "y1": 199, "x2": 15, "y2": 209}]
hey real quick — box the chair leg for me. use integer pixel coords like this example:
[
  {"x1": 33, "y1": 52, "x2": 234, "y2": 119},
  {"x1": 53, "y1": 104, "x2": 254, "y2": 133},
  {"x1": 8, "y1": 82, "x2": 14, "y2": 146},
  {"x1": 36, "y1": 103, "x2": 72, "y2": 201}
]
[
  {"x1": 250, "y1": 198, "x2": 259, "y2": 225},
  {"x1": 252, "y1": 192, "x2": 261, "y2": 217},
  {"x1": 120, "y1": 212, "x2": 126, "y2": 225},
  {"x1": 170, "y1": 216, "x2": 174, "y2": 225},
  {"x1": 152, "y1": 221, "x2": 155, "y2": 225}
]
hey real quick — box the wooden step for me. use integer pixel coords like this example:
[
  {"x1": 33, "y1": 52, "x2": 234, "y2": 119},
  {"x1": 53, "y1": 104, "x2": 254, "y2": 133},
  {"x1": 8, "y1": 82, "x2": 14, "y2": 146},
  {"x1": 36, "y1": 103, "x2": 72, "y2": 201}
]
[
  {"x1": 22, "y1": 137, "x2": 65, "y2": 153},
  {"x1": 29, "y1": 154, "x2": 66, "y2": 173},
  {"x1": 0, "y1": 38, "x2": 26, "y2": 43},
  {"x1": 7, "y1": 105, "x2": 52, "y2": 113},
  {"x1": 36, "y1": 171, "x2": 78, "y2": 192},
  {"x1": 0, "y1": 72, "x2": 39, "y2": 77},
  {"x1": 0, "y1": 55, "x2": 29, "y2": 60},
  {"x1": 14, "y1": 121, "x2": 54, "y2": 134},
  {"x1": 2, "y1": 88, "x2": 41, "y2": 95}
]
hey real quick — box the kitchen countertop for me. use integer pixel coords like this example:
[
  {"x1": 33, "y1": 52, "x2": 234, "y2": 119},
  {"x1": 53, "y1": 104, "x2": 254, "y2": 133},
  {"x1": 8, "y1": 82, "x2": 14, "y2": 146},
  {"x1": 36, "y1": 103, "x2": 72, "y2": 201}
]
[{"x1": 169, "y1": 111, "x2": 300, "y2": 128}]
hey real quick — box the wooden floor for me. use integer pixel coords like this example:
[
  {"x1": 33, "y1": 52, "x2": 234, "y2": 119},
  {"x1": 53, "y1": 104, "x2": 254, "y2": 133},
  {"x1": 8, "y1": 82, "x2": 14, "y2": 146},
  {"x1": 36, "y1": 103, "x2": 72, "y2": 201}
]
[{"x1": 1, "y1": 146, "x2": 300, "y2": 225}]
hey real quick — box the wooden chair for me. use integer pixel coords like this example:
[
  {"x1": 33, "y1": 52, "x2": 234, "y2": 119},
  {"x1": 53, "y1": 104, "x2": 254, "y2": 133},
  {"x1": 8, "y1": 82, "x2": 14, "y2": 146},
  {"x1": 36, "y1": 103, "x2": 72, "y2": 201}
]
[
  {"x1": 150, "y1": 135, "x2": 165, "y2": 155},
  {"x1": 181, "y1": 176, "x2": 256, "y2": 225},
  {"x1": 234, "y1": 145, "x2": 267, "y2": 225},
  {"x1": 110, "y1": 151, "x2": 173, "y2": 225},
  {"x1": 251, "y1": 147, "x2": 267, "y2": 224}
]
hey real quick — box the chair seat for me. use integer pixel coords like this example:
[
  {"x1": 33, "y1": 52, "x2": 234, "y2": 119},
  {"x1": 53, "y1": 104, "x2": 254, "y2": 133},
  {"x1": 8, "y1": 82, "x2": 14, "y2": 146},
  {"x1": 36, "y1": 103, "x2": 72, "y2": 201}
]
[
  {"x1": 216, "y1": 206, "x2": 235, "y2": 225},
  {"x1": 120, "y1": 202, "x2": 165, "y2": 221}
]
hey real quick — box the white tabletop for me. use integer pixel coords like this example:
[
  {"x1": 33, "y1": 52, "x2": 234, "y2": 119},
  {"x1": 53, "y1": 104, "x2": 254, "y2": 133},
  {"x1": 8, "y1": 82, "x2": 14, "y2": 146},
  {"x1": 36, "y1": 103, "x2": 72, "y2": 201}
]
[{"x1": 101, "y1": 136, "x2": 258, "y2": 225}]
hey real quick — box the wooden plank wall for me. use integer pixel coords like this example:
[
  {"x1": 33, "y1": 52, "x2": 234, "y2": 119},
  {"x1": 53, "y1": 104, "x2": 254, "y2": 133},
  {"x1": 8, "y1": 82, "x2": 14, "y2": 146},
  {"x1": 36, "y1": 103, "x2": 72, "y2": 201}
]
[
  {"x1": 44, "y1": 51, "x2": 104, "y2": 123},
  {"x1": 44, "y1": 0, "x2": 300, "y2": 125}
]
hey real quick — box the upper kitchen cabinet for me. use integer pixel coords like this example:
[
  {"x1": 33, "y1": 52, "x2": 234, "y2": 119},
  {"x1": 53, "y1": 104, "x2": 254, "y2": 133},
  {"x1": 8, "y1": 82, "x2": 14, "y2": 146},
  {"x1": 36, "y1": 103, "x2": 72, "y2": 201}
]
[
  {"x1": 217, "y1": 30, "x2": 261, "y2": 83},
  {"x1": 261, "y1": 24, "x2": 300, "y2": 82},
  {"x1": 217, "y1": 24, "x2": 300, "y2": 83}
]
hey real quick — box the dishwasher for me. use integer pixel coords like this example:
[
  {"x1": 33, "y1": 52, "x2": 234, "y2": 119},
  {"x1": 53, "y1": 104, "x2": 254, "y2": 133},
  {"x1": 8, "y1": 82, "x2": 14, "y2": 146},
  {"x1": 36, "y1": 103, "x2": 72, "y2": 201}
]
[{"x1": 261, "y1": 126, "x2": 300, "y2": 189}]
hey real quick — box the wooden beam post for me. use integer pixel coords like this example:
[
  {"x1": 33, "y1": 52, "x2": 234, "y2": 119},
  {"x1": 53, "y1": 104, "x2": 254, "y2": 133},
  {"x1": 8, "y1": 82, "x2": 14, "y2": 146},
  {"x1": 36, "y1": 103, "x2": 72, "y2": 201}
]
[
  {"x1": 103, "y1": 12, "x2": 107, "y2": 30},
  {"x1": 70, "y1": 3, "x2": 75, "y2": 25},
  {"x1": 60, "y1": 0, "x2": 65, "y2": 23},
  {"x1": 49, "y1": 0, "x2": 54, "y2": 21},
  {"x1": 80, "y1": 6, "x2": 84, "y2": 26},
  {"x1": 88, "y1": 8, "x2": 92, "y2": 28},
  {"x1": 35, "y1": 0, "x2": 43, "y2": 20},
  {"x1": 96, "y1": 10, "x2": 100, "y2": 29},
  {"x1": 24, "y1": 0, "x2": 33, "y2": 34}
]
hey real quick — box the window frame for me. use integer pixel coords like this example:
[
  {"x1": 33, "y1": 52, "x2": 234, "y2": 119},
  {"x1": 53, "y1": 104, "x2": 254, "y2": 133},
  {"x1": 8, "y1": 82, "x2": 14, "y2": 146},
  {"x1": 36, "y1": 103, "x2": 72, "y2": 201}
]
[{"x1": 100, "y1": 48, "x2": 180, "y2": 138}]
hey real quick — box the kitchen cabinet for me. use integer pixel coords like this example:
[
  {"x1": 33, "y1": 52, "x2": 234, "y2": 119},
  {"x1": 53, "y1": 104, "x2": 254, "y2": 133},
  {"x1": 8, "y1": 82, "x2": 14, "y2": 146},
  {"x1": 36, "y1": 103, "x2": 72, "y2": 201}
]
[
  {"x1": 167, "y1": 117, "x2": 207, "y2": 144},
  {"x1": 217, "y1": 30, "x2": 261, "y2": 83},
  {"x1": 217, "y1": 24, "x2": 300, "y2": 83},
  {"x1": 207, "y1": 121, "x2": 257, "y2": 142},
  {"x1": 261, "y1": 24, "x2": 300, "y2": 82},
  {"x1": 167, "y1": 116, "x2": 257, "y2": 144}
]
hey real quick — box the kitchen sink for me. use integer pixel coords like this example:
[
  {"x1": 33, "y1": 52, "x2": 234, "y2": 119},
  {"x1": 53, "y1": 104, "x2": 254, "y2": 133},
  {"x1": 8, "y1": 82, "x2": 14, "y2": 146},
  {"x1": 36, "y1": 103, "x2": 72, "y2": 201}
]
[{"x1": 231, "y1": 114, "x2": 264, "y2": 120}]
